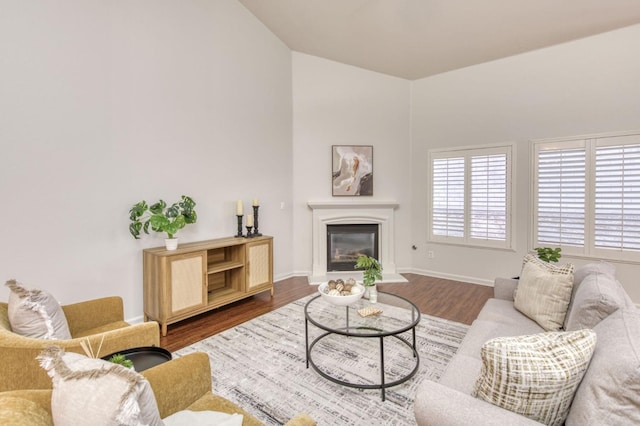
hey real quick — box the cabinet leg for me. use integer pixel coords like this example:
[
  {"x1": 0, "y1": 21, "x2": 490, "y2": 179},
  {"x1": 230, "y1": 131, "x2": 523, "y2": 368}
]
[
  {"x1": 161, "y1": 323, "x2": 168, "y2": 337},
  {"x1": 270, "y1": 287, "x2": 274, "y2": 297}
]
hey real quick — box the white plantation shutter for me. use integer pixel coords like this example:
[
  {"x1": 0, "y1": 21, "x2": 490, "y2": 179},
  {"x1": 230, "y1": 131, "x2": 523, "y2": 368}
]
[
  {"x1": 536, "y1": 148, "x2": 586, "y2": 246},
  {"x1": 432, "y1": 157, "x2": 465, "y2": 237},
  {"x1": 595, "y1": 144, "x2": 640, "y2": 251},
  {"x1": 429, "y1": 145, "x2": 512, "y2": 248},
  {"x1": 533, "y1": 132, "x2": 640, "y2": 262},
  {"x1": 471, "y1": 154, "x2": 507, "y2": 241}
]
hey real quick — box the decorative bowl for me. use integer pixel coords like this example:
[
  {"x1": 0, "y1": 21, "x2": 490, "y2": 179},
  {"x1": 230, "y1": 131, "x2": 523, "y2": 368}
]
[{"x1": 318, "y1": 281, "x2": 365, "y2": 306}]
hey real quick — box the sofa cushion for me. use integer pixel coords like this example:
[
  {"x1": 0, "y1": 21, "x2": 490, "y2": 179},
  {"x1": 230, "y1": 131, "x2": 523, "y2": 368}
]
[
  {"x1": 6, "y1": 280, "x2": 71, "y2": 340},
  {"x1": 514, "y1": 255, "x2": 574, "y2": 331},
  {"x1": 37, "y1": 346, "x2": 163, "y2": 426},
  {"x1": 564, "y1": 271, "x2": 633, "y2": 331},
  {"x1": 472, "y1": 329, "x2": 596, "y2": 426},
  {"x1": 438, "y1": 354, "x2": 483, "y2": 395},
  {"x1": 566, "y1": 309, "x2": 640, "y2": 425},
  {"x1": 476, "y1": 299, "x2": 546, "y2": 331}
]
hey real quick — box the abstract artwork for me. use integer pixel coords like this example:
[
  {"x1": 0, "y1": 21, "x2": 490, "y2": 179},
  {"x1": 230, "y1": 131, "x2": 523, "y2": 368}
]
[{"x1": 332, "y1": 145, "x2": 373, "y2": 196}]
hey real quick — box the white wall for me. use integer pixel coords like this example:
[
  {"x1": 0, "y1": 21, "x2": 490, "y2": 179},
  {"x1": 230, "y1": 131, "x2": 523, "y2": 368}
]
[
  {"x1": 291, "y1": 53, "x2": 412, "y2": 276},
  {"x1": 0, "y1": 0, "x2": 293, "y2": 319},
  {"x1": 411, "y1": 24, "x2": 640, "y2": 301}
]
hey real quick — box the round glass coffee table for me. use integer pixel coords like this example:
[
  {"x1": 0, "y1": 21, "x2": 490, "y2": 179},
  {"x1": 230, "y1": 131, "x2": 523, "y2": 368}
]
[{"x1": 304, "y1": 292, "x2": 421, "y2": 401}]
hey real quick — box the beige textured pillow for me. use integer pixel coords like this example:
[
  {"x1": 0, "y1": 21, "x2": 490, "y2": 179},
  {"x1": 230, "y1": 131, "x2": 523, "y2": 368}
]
[
  {"x1": 514, "y1": 255, "x2": 574, "y2": 331},
  {"x1": 37, "y1": 346, "x2": 163, "y2": 426},
  {"x1": 473, "y1": 329, "x2": 597, "y2": 426},
  {"x1": 6, "y1": 279, "x2": 71, "y2": 340}
]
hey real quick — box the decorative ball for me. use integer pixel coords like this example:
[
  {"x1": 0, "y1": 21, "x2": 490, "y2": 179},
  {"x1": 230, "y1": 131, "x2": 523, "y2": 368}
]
[
  {"x1": 335, "y1": 283, "x2": 344, "y2": 291},
  {"x1": 328, "y1": 280, "x2": 336, "y2": 289},
  {"x1": 346, "y1": 278, "x2": 356, "y2": 286},
  {"x1": 351, "y1": 286, "x2": 362, "y2": 295},
  {"x1": 328, "y1": 289, "x2": 340, "y2": 296}
]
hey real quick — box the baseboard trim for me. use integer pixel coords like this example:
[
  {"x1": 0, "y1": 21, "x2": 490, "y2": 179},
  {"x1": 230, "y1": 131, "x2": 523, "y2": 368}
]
[{"x1": 407, "y1": 268, "x2": 494, "y2": 287}]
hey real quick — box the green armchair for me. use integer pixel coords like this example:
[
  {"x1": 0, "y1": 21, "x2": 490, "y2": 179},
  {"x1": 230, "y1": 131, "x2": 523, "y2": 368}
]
[
  {"x1": 0, "y1": 352, "x2": 316, "y2": 425},
  {"x1": 0, "y1": 296, "x2": 159, "y2": 392}
]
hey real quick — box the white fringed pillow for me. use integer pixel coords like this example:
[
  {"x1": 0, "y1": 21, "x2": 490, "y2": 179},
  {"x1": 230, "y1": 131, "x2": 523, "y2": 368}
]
[
  {"x1": 37, "y1": 346, "x2": 163, "y2": 426},
  {"x1": 472, "y1": 329, "x2": 596, "y2": 426},
  {"x1": 6, "y1": 279, "x2": 71, "y2": 340},
  {"x1": 514, "y1": 255, "x2": 575, "y2": 331}
]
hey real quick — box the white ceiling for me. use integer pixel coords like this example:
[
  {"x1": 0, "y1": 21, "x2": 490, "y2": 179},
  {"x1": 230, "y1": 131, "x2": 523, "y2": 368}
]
[{"x1": 238, "y1": 0, "x2": 640, "y2": 80}]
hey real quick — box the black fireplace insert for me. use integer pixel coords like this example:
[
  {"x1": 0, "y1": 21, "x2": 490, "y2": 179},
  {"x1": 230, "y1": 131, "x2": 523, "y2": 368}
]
[{"x1": 327, "y1": 224, "x2": 379, "y2": 271}]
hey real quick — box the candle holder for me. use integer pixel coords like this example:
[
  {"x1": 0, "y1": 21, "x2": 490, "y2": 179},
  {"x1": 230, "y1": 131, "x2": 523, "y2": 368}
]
[
  {"x1": 245, "y1": 225, "x2": 253, "y2": 237},
  {"x1": 235, "y1": 215, "x2": 244, "y2": 238},
  {"x1": 252, "y1": 205, "x2": 262, "y2": 237}
]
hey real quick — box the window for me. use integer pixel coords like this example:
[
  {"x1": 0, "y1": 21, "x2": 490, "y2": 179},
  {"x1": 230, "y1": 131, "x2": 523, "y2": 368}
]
[
  {"x1": 429, "y1": 145, "x2": 513, "y2": 249},
  {"x1": 533, "y1": 132, "x2": 640, "y2": 262}
]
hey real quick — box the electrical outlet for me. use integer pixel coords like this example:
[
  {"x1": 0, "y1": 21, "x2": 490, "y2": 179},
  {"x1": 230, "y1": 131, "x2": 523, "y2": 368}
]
[{"x1": 427, "y1": 250, "x2": 434, "y2": 259}]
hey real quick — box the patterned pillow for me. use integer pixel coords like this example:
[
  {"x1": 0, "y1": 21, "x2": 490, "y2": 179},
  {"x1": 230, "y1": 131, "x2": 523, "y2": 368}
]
[
  {"x1": 473, "y1": 329, "x2": 596, "y2": 426},
  {"x1": 6, "y1": 279, "x2": 71, "y2": 340},
  {"x1": 514, "y1": 255, "x2": 574, "y2": 331},
  {"x1": 37, "y1": 346, "x2": 163, "y2": 426}
]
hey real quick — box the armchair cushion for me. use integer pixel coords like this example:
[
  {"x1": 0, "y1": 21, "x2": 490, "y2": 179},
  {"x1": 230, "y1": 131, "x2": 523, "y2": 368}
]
[
  {"x1": 6, "y1": 280, "x2": 71, "y2": 340},
  {"x1": 38, "y1": 346, "x2": 163, "y2": 426}
]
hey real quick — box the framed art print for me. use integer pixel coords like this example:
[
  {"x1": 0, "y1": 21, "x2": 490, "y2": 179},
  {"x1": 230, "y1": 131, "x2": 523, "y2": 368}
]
[{"x1": 332, "y1": 145, "x2": 373, "y2": 196}]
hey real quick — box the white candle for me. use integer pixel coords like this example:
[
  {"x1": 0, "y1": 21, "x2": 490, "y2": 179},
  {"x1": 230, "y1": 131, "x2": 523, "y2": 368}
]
[
  {"x1": 253, "y1": 198, "x2": 259, "y2": 206},
  {"x1": 247, "y1": 214, "x2": 254, "y2": 227},
  {"x1": 236, "y1": 200, "x2": 243, "y2": 216}
]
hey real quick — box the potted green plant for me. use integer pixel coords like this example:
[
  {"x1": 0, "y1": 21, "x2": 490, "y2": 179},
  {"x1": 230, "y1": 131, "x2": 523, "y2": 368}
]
[
  {"x1": 129, "y1": 195, "x2": 197, "y2": 250},
  {"x1": 355, "y1": 255, "x2": 383, "y2": 302},
  {"x1": 535, "y1": 247, "x2": 562, "y2": 263}
]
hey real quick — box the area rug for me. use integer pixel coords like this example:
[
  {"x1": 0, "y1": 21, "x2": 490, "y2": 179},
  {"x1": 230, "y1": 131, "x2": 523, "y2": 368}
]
[{"x1": 174, "y1": 295, "x2": 469, "y2": 426}]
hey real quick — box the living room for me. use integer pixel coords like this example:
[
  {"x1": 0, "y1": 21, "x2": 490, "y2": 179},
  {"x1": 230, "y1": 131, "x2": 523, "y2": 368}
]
[
  {"x1": 3, "y1": 0, "x2": 640, "y2": 320},
  {"x1": 2, "y1": 1, "x2": 640, "y2": 423}
]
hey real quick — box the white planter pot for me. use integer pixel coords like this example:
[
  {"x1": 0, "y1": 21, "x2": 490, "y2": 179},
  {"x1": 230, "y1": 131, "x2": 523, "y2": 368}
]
[
  {"x1": 364, "y1": 284, "x2": 378, "y2": 303},
  {"x1": 164, "y1": 238, "x2": 178, "y2": 250}
]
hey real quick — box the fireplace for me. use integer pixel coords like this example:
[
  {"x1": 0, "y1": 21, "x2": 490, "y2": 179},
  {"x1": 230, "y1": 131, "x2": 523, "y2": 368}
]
[
  {"x1": 307, "y1": 200, "x2": 407, "y2": 284},
  {"x1": 327, "y1": 224, "x2": 379, "y2": 271}
]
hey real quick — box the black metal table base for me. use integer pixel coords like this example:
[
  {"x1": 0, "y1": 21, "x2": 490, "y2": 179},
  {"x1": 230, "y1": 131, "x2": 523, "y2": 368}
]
[{"x1": 305, "y1": 321, "x2": 420, "y2": 401}]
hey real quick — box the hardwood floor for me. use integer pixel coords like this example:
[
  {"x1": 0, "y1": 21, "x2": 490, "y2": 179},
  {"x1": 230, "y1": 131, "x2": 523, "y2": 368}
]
[{"x1": 159, "y1": 273, "x2": 494, "y2": 352}]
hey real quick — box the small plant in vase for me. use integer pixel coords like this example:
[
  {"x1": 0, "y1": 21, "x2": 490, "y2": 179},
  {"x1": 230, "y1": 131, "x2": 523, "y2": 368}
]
[
  {"x1": 355, "y1": 255, "x2": 383, "y2": 303},
  {"x1": 535, "y1": 247, "x2": 562, "y2": 263},
  {"x1": 107, "y1": 353, "x2": 134, "y2": 369},
  {"x1": 129, "y1": 195, "x2": 197, "y2": 250}
]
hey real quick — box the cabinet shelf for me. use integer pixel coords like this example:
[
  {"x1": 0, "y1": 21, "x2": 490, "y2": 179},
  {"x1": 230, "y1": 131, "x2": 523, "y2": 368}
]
[
  {"x1": 207, "y1": 260, "x2": 244, "y2": 275},
  {"x1": 143, "y1": 236, "x2": 273, "y2": 336}
]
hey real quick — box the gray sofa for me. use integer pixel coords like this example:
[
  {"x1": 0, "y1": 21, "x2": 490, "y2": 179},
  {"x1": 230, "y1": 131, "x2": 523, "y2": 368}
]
[{"x1": 414, "y1": 262, "x2": 640, "y2": 425}]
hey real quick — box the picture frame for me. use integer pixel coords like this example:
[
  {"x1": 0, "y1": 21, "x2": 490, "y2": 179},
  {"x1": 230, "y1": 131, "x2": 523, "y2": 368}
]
[{"x1": 332, "y1": 145, "x2": 373, "y2": 196}]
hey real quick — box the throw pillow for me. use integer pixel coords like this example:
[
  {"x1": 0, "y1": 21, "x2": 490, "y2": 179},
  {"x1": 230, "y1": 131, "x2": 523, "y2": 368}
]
[
  {"x1": 514, "y1": 254, "x2": 574, "y2": 331},
  {"x1": 37, "y1": 346, "x2": 163, "y2": 426},
  {"x1": 564, "y1": 271, "x2": 633, "y2": 331},
  {"x1": 6, "y1": 279, "x2": 71, "y2": 340},
  {"x1": 473, "y1": 329, "x2": 597, "y2": 426},
  {"x1": 163, "y1": 410, "x2": 243, "y2": 426}
]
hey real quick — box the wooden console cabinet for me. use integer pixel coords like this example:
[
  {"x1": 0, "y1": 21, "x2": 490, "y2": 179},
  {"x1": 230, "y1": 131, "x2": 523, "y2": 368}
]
[{"x1": 143, "y1": 236, "x2": 273, "y2": 336}]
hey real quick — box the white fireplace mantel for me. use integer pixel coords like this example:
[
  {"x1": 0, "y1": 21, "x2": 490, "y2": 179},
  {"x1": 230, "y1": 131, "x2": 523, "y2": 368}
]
[{"x1": 307, "y1": 200, "x2": 407, "y2": 284}]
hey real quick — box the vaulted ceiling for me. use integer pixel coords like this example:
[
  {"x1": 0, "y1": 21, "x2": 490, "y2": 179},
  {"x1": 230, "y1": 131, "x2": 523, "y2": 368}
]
[{"x1": 238, "y1": 0, "x2": 640, "y2": 80}]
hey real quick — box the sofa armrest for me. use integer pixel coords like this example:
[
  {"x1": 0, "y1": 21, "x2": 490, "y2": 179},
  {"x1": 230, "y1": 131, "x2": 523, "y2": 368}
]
[
  {"x1": 0, "y1": 321, "x2": 159, "y2": 392},
  {"x1": 493, "y1": 277, "x2": 518, "y2": 301},
  {"x1": 142, "y1": 352, "x2": 212, "y2": 419},
  {"x1": 62, "y1": 296, "x2": 125, "y2": 335},
  {"x1": 414, "y1": 380, "x2": 543, "y2": 426}
]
